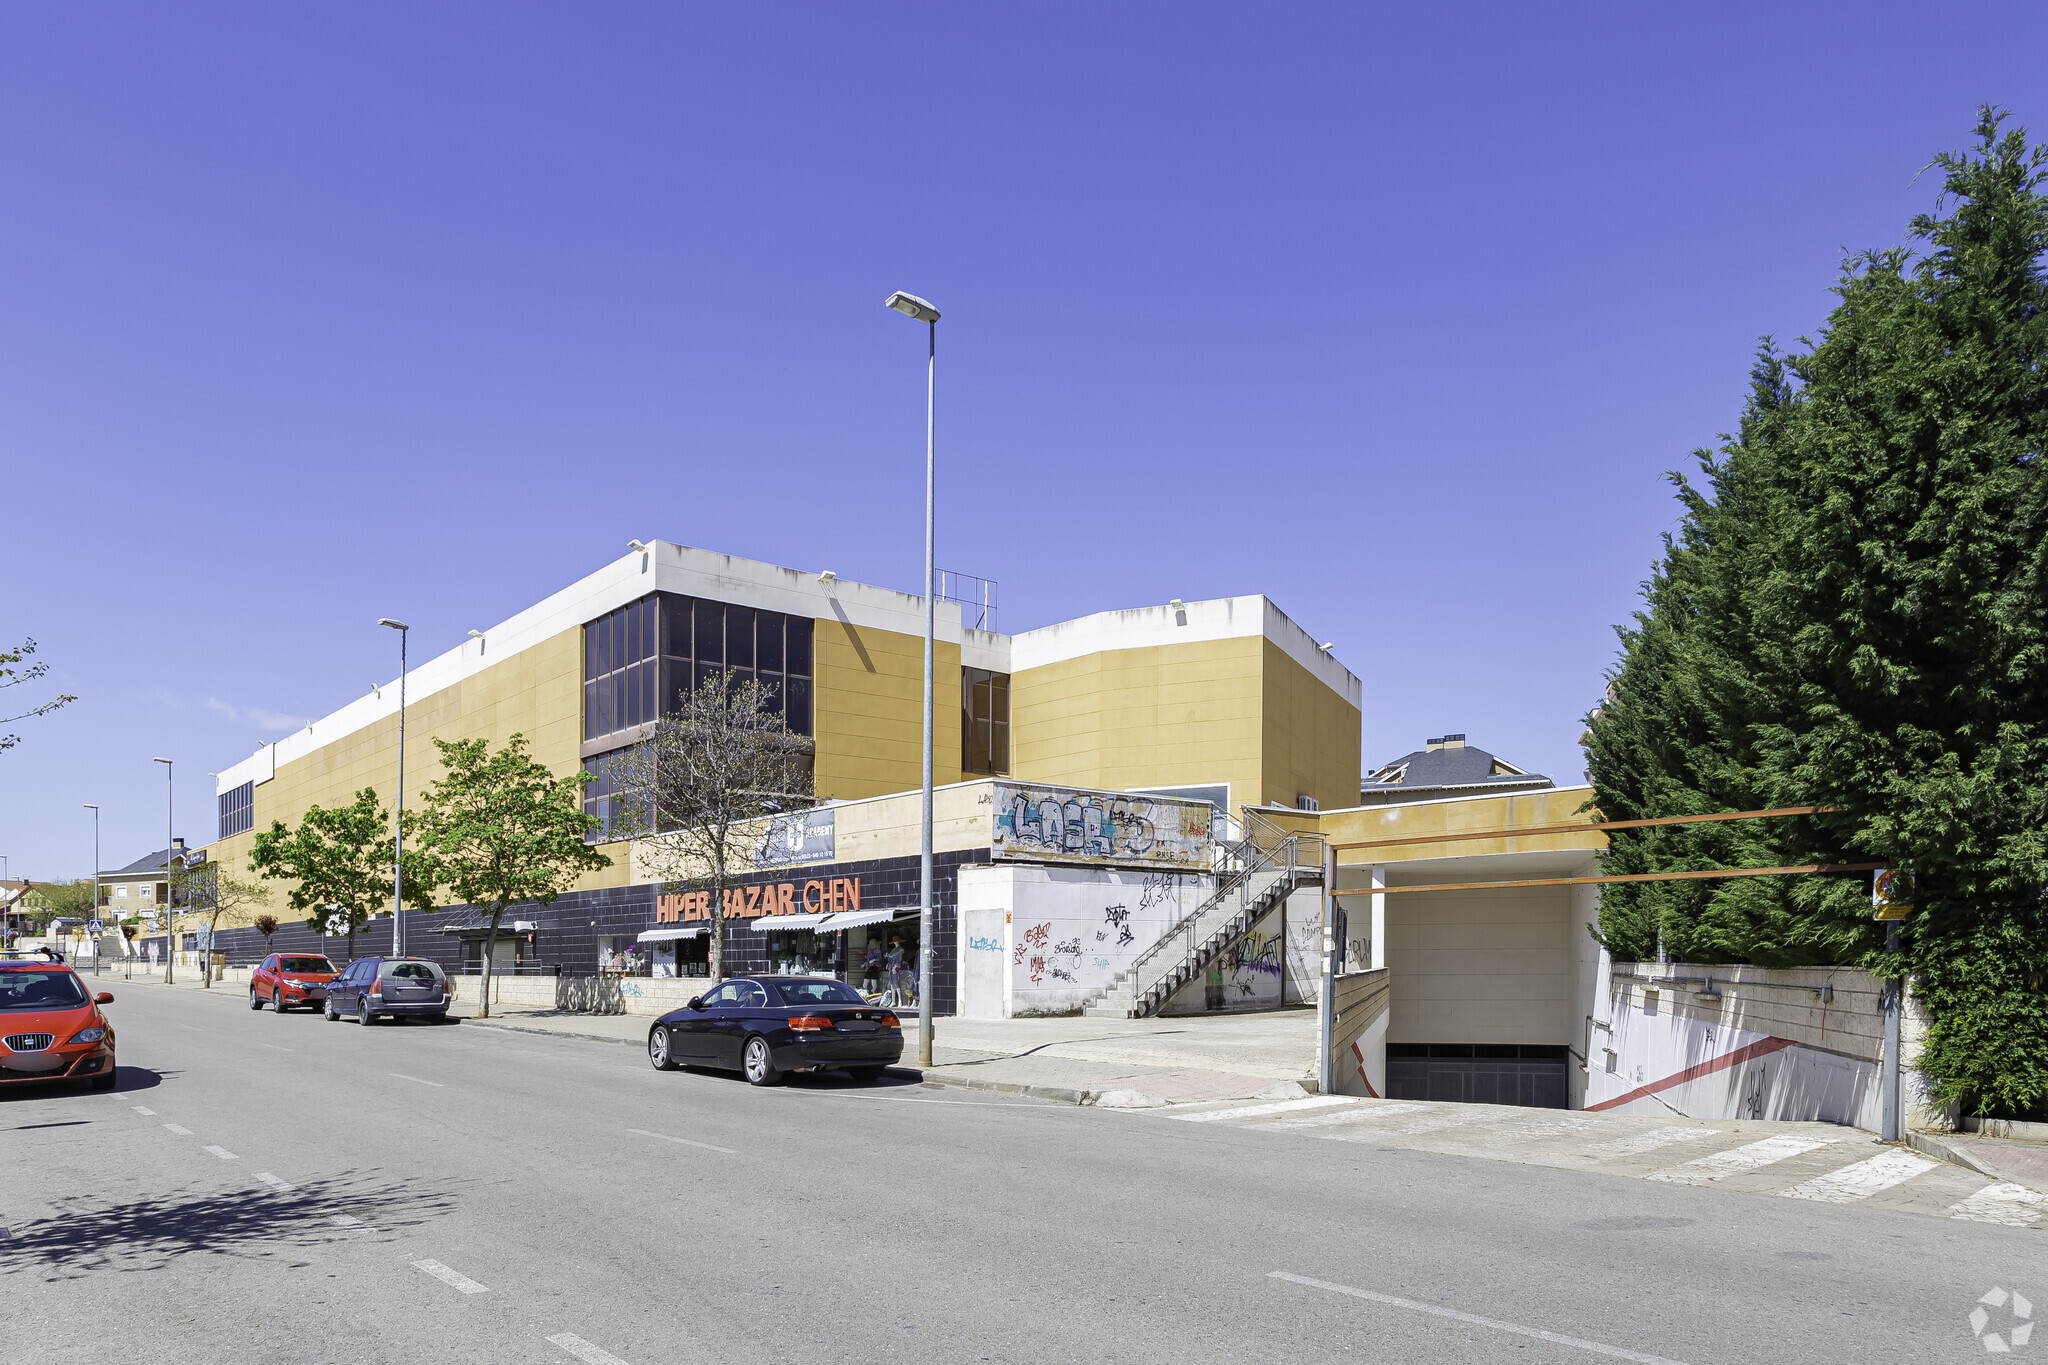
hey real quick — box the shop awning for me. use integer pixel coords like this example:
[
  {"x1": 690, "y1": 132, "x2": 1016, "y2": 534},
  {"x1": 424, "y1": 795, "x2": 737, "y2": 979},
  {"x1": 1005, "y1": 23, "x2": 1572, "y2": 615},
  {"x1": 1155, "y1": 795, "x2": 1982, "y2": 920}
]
[
  {"x1": 749, "y1": 913, "x2": 831, "y2": 932},
  {"x1": 815, "y1": 909, "x2": 911, "y2": 931},
  {"x1": 636, "y1": 927, "x2": 705, "y2": 943}
]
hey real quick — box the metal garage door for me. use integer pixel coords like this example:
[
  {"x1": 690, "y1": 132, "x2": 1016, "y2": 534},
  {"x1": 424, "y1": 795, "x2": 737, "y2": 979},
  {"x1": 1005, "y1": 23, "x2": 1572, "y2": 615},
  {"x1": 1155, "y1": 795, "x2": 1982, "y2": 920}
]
[{"x1": 1386, "y1": 1044, "x2": 1569, "y2": 1108}]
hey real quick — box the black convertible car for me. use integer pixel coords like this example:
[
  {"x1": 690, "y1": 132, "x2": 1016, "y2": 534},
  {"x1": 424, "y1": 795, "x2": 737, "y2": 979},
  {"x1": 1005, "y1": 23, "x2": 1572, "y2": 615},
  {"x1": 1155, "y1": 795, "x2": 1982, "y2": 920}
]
[{"x1": 647, "y1": 975, "x2": 903, "y2": 1085}]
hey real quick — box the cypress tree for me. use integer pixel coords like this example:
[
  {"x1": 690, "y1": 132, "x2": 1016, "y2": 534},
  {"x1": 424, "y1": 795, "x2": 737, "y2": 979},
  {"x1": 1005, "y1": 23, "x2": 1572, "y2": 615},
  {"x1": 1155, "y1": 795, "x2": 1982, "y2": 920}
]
[{"x1": 1587, "y1": 109, "x2": 2048, "y2": 1118}]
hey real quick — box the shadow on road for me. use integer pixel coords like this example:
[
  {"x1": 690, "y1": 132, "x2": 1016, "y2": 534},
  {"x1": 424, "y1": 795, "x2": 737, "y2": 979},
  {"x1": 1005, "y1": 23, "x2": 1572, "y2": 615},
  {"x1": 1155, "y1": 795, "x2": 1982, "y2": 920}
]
[
  {"x1": 0, "y1": 1169, "x2": 466, "y2": 1281},
  {"x1": 0, "y1": 1065, "x2": 169, "y2": 1104}
]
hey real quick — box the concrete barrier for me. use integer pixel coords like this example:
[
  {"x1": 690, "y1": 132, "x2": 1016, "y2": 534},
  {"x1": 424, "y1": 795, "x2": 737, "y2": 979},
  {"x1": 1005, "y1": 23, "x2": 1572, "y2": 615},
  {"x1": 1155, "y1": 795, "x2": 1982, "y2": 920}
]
[
  {"x1": 445, "y1": 973, "x2": 709, "y2": 1017},
  {"x1": 1330, "y1": 968, "x2": 1391, "y2": 1097}
]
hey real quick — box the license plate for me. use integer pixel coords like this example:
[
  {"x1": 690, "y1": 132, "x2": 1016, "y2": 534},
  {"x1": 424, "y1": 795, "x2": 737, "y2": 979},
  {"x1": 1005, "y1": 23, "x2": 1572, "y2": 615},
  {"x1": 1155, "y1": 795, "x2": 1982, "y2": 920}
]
[{"x1": 838, "y1": 1021, "x2": 877, "y2": 1033}]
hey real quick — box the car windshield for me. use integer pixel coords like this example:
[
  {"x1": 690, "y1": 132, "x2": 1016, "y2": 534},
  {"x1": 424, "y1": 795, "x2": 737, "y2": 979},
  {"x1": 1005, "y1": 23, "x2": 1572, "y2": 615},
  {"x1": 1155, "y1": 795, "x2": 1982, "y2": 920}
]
[
  {"x1": 776, "y1": 979, "x2": 864, "y2": 1007},
  {"x1": 0, "y1": 970, "x2": 88, "y2": 1011},
  {"x1": 281, "y1": 957, "x2": 334, "y2": 973},
  {"x1": 387, "y1": 962, "x2": 441, "y2": 979}
]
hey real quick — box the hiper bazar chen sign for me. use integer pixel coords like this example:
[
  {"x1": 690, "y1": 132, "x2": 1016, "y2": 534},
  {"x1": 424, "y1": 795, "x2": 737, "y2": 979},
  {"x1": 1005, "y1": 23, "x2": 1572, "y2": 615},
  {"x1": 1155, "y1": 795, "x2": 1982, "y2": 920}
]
[{"x1": 991, "y1": 782, "x2": 1212, "y2": 870}]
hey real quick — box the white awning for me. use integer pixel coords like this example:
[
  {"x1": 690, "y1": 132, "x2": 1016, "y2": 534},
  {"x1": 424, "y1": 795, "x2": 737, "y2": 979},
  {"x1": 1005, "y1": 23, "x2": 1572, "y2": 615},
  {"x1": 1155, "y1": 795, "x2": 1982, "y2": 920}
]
[
  {"x1": 636, "y1": 927, "x2": 704, "y2": 943},
  {"x1": 749, "y1": 913, "x2": 832, "y2": 933},
  {"x1": 815, "y1": 909, "x2": 908, "y2": 931}
]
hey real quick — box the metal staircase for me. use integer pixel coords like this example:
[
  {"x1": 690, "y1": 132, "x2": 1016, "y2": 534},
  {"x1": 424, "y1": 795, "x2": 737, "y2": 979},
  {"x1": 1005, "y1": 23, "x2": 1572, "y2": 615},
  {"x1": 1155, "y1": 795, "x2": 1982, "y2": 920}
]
[{"x1": 1081, "y1": 812, "x2": 1324, "y2": 1019}]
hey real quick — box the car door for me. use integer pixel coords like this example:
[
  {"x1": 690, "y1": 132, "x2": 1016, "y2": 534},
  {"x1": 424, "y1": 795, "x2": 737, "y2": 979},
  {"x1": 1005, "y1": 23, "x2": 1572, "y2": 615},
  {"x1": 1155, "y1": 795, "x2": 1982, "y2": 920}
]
[
  {"x1": 256, "y1": 956, "x2": 277, "y2": 994},
  {"x1": 674, "y1": 982, "x2": 734, "y2": 1062},
  {"x1": 335, "y1": 960, "x2": 367, "y2": 1010},
  {"x1": 716, "y1": 980, "x2": 770, "y2": 1069}
]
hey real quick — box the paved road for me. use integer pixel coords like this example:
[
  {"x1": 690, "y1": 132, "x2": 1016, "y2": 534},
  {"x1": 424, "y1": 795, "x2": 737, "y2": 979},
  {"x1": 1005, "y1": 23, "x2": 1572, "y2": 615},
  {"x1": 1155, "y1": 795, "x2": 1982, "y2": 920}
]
[{"x1": 1, "y1": 983, "x2": 2037, "y2": 1363}]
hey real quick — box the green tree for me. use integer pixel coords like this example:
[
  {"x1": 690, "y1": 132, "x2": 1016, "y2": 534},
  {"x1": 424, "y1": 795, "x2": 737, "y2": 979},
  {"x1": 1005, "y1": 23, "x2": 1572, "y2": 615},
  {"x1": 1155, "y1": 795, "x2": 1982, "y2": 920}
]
[
  {"x1": 248, "y1": 789, "x2": 432, "y2": 963},
  {"x1": 414, "y1": 734, "x2": 609, "y2": 1019},
  {"x1": 1587, "y1": 108, "x2": 2048, "y2": 1118}
]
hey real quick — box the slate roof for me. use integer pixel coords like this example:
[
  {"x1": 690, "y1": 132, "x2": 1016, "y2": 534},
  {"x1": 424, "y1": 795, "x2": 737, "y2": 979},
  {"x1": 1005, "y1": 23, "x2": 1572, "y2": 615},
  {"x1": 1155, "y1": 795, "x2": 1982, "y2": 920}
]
[
  {"x1": 1361, "y1": 736, "x2": 1552, "y2": 803},
  {"x1": 102, "y1": 846, "x2": 193, "y2": 878}
]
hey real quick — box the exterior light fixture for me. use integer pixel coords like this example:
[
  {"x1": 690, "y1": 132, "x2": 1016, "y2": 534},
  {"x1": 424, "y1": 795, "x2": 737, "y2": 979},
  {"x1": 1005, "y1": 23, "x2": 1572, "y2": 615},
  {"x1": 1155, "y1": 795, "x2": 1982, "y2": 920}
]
[
  {"x1": 1318, "y1": 642, "x2": 1336, "y2": 654},
  {"x1": 1169, "y1": 599, "x2": 1185, "y2": 613},
  {"x1": 627, "y1": 540, "x2": 647, "y2": 552},
  {"x1": 818, "y1": 570, "x2": 837, "y2": 585},
  {"x1": 884, "y1": 291, "x2": 940, "y2": 324}
]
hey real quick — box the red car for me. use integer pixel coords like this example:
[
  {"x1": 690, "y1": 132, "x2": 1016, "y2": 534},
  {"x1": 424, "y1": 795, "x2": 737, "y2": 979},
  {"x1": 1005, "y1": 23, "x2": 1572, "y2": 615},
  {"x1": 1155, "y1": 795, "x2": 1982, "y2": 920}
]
[
  {"x1": 0, "y1": 961, "x2": 116, "y2": 1090},
  {"x1": 249, "y1": 953, "x2": 338, "y2": 1013}
]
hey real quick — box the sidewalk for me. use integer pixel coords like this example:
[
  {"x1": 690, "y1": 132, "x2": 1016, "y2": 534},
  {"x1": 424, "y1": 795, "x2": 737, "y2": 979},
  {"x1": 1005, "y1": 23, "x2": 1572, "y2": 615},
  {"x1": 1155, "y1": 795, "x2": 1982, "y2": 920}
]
[
  {"x1": 452, "y1": 1003, "x2": 1322, "y2": 1107},
  {"x1": 1910, "y1": 1127, "x2": 2048, "y2": 1194}
]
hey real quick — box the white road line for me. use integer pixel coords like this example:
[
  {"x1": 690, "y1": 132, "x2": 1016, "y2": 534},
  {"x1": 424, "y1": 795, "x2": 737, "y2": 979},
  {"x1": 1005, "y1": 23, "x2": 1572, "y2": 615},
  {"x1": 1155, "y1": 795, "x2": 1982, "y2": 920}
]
[
  {"x1": 1380, "y1": 1110, "x2": 1493, "y2": 1137},
  {"x1": 162, "y1": 1123, "x2": 193, "y2": 1136},
  {"x1": 1167, "y1": 1096, "x2": 1355, "y2": 1123},
  {"x1": 388, "y1": 1072, "x2": 444, "y2": 1087},
  {"x1": 1271, "y1": 1271, "x2": 1688, "y2": 1364},
  {"x1": 626, "y1": 1128, "x2": 738, "y2": 1154},
  {"x1": 547, "y1": 1332, "x2": 633, "y2": 1365},
  {"x1": 332, "y1": 1215, "x2": 373, "y2": 1231},
  {"x1": 1778, "y1": 1148, "x2": 1937, "y2": 1203},
  {"x1": 1250, "y1": 1103, "x2": 1432, "y2": 1132},
  {"x1": 1949, "y1": 1183, "x2": 2048, "y2": 1227},
  {"x1": 131, "y1": 1106, "x2": 155, "y2": 1116},
  {"x1": 257, "y1": 1043, "x2": 294, "y2": 1052},
  {"x1": 1645, "y1": 1134, "x2": 1839, "y2": 1185},
  {"x1": 413, "y1": 1258, "x2": 488, "y2": 1294},
  {"x1": 1583, "y1": 1126, "x2": 1721, "y2": 1161},
  {"x1": 204, "y1": 1145, "x2": 239, "y2": 1161},
  {"x1": 255, "y1": 1172, "x2": 297, "y2": 1192}
]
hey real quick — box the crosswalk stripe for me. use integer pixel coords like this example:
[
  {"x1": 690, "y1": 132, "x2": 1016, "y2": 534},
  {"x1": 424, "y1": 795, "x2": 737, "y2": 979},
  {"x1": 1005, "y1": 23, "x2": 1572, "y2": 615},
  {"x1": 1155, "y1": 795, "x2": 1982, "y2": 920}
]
[
  {"x1": 1778, "y1": 1148, "x2": 1937, "y2": 1203},
  {"x1": 1251, "y1": 1103, "x2": 1432, "y2": 1131},
  {"x1": 1167, "y1": 1096, "x2": 1355, "y2": 1123},
  {"x1": 1583, "y1": 1126, "x2": 1722, "y2": 1161},
  {"x1": 1948, "y1": 1183, "x2": 2048, "y2": 1227},
  {"x1": 1645, "y1": 1134, "x2": 1838, "y2": 1185}
]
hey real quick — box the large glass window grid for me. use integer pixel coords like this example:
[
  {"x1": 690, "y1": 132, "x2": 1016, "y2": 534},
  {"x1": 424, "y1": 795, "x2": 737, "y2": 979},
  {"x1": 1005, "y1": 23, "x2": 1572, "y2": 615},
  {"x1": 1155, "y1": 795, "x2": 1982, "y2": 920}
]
[
  {"x1": 217, "y1": 781, "x2": 255, "y2": 839},
  {"x1": 583, "y1": 593, "x2": 814, "y2": 745},
  {"x1": 961, "y1": 667, "x2": 1010, "y2": 775}
]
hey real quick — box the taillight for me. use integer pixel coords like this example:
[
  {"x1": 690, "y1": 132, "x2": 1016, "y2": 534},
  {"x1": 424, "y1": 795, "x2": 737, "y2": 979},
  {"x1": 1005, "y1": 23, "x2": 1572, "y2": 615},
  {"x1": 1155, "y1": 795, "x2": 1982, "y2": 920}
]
[
  {"x1": 368, "y1": 981, "x2": 383, "y2": 998},
  {"x1": 878, "y1": 1014, "x2": 900, "y2": 1029},
  {"x1": 788, "y1": 1015, "x2": 835, "y2": 1032}
]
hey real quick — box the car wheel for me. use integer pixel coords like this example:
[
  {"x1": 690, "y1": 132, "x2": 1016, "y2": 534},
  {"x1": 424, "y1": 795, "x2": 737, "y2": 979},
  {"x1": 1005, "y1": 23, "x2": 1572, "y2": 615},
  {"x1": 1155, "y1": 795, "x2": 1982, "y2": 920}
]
[
  {"x1": 249, "y1": 987, "x2": 264, "y2": 1011},
  {"x1": 742, "y1": 1035, "x2": 781, "y2": 1087},
  {"x1": 324, "y1": 996, "x2": 340, "y2": 1021},
  {"x1": 648, "y1": 1025, "x2": 680, "y2": 1072},
  {"x1": 358, "y1": 998, "x2": 376, "y2": 1026},
  {"x1": 849, "y1": 1065, "x2": 886, "y2": 1085},
  {"x1": 272, "y1": 989, "x2": 284, "y2": 1013}
]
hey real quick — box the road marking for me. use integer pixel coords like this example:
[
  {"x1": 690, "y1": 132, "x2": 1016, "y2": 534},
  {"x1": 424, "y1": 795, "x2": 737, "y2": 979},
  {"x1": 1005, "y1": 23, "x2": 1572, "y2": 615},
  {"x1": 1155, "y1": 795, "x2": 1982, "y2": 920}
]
[
  {"x1": 1645, "y1": 1134, "x2": 1839, "y2": 1185},
  {"x1": 1270, "y1": 1271, "x2": 1688, "y2": 1364},
  {"x1": 1250, "y1": 1103, "x2": 1431, "y2": 1131},
  {"x1": 163, "y1": 1123, "x2": 193, "y2": 1136},
  {"x1": 547, "y1": 1332, "x2": 633, "y2": 1365},
  {"x1": 1949, "y1": 1183, "x2": 2048, "y2": 1227},
  {"x1": 1582, "y1": 1126, "x2": 1721, "y2": 1161},
  {"x1": 131, "y1": 1106, "x2": 155, "y2": 1116},
  {"x1": 1778, "y1": 1148, "x2": 1937, "y2": 1203},
  {"x1": 413, "y1": 1258, "x2": 488, "y2": 1294},
  {"x1": 626, "y1": 1128, "x2": 737, "y2": 1154},
  {"x1": 255, "y1": 1172, "x2": 297, "y2": 1192},
  {"x1": 388, "y1": 1073, "x2": 444, "y2": 1087},
  {"x1": 1168, "y1": 1096, "x2": 1355, "y2": 1123},
  {"x1": 257, "y1": 1043, "x2": 294, "y2": 1052},
  {"x1": 332, "y1": 1215, "x2": 373, "y2": 1231},
  {"x1": 204, "y1": 1145, "x2": 238, "y2": 1160}
]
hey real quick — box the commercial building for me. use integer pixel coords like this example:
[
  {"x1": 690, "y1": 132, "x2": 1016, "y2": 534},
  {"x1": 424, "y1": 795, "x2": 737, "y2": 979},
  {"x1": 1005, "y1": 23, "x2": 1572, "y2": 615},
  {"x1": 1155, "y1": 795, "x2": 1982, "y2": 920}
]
[{"x1": 206, "y1": 540, "x2": 1362, "y2": 1016}]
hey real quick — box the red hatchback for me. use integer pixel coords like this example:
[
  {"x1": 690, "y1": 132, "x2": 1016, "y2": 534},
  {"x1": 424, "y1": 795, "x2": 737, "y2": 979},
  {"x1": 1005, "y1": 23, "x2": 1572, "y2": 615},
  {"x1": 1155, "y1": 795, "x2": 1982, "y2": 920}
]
[
  {"x1": 0, "y1": 962, "x2": 116, "y2": 1090},
  {"x1": 249, "y1": 953, "x2": 338, "y2": 1013}
]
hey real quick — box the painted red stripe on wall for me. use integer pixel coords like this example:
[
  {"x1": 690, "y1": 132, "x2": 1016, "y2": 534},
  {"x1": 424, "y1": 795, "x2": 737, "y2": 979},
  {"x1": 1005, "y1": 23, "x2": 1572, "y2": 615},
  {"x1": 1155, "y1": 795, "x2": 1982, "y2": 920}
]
[
  {"x1": 1349, "y1": 1041, "x2": 1380, "y2": 1099},
  {"x1": 1586, "y1": 1035, "x2": 1795, "y2": 1113}
]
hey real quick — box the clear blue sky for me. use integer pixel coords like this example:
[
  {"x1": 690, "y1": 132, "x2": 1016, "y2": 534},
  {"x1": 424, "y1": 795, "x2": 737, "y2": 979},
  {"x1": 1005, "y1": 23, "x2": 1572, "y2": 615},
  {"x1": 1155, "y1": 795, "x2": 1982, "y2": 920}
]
[{"x1": 5, "y1": 4, "x2": 2043, "y2": 878}]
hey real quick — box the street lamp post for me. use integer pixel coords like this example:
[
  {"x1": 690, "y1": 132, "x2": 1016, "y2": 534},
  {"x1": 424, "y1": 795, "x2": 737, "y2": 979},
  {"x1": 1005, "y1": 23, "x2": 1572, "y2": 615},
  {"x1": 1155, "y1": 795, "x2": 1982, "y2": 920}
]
[
  {"x1": 84, "y1": 805, "x2": 100, "y2": 977},
  {"x1": 885, "y1": 289, "x2": 941, "y2": 1068},
  {"x1": 152, "y1": 758, "x2": 174, "y2": 983},
  {"x1": 378, "y1": 619, "x2": 410, "y2": 956}
]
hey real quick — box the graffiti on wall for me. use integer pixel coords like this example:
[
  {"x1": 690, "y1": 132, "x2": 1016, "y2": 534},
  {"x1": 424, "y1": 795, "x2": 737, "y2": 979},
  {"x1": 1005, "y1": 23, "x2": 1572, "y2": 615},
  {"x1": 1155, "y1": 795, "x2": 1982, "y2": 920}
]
[{"x1": 991, "y1": 782, "x2": 1212, "y2": 870}]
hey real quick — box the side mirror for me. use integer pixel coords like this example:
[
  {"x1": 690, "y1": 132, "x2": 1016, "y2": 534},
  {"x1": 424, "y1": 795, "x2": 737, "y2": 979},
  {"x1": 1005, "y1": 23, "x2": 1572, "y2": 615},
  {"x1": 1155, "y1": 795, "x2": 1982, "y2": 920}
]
[
  {"x1": 95, "y1": 992, "x2": 114, "y2": 1005},
  {"x1": 686, "y1": 997, "x2": 703, "y2": 1011}
]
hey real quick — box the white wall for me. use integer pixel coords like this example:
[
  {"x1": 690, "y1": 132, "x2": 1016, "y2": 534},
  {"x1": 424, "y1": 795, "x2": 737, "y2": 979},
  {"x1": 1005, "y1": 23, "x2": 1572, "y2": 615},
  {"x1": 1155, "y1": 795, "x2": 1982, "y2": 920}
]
[
  {"x1": 1386, "y1": 884, "x2": 1575, "y2": 1046},
  {"x1": 1282, "y1": 887, "x2": 1324, "y2": 1006},
  {"x1": 954, "y1": 864, "x2": 1212, "y2": 1017},
  {"x1": 1160, "y1": 905, "x2": 1285, "y2": 1015}
]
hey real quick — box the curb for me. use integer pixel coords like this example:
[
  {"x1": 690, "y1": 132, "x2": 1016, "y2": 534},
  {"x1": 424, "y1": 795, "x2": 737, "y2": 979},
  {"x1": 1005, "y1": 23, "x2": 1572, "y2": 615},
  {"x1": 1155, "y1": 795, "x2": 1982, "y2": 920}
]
[
  {"x1": 1906, "y1": 1129, "x2": 2009, "y2": 1183},
  {"x1": 453, "y1": 1015, "x2": 647, "y2": 1049},
  {"x1": 905, "y1": 1069, "x2": 1095, "y2": 1106}
]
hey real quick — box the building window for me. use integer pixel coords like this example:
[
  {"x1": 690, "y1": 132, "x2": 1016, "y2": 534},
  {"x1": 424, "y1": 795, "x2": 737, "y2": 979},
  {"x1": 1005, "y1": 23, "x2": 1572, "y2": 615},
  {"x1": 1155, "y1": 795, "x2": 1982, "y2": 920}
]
[
  {"x1": 583, "y1": 593, "x2": 814, "y2": 743},
  {"x1": 961, "y1": 667, "x2": 1010, "y2": 775},
  {"x1": 218, "y1": 781, "x2": 254, "y2": 839},
  {"x1": 582, "y1": 746, "x2": 645, "y2": 842}
]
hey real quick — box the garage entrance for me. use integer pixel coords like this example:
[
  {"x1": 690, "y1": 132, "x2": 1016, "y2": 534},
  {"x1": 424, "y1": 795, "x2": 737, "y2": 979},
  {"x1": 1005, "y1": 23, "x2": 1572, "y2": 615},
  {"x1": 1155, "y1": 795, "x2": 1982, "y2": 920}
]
[{"x1": 1386, "y1": 1043, "x2": 1569, "y2": 1108}]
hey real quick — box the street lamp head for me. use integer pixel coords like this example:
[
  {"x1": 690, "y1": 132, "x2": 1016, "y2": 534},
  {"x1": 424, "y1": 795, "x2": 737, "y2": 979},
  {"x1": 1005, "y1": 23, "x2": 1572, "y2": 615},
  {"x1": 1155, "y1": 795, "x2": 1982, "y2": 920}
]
[
  {"x1": 152, "y1": 757, "x2": 172, "y2": 766},
  {"x1": 378, "y1": 618, "x2": 408, "y2": 631},
  {"x1": 82, "y1": 803, "x2": 97, "y2": 810},
  {"x1": 885, "y1": 291, "x2": 941, "y2": 324},
  {"x1": 627, "y1": 540, "x2": 647, "y2": 552}
]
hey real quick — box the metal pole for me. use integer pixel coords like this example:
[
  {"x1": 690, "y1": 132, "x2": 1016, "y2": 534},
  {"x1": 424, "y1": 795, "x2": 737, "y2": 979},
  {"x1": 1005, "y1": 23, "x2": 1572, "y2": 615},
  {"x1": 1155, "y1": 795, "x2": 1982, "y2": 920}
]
[
  {"x1": 156, "y1": 759, "x2": 174, "y2": 984},
  {"x1": 88, "y1": 806, "x2": 100, "y2": 977},
  {"x1": 1881, "y1": 921, "x2": 1902, "y2": 1142},
  {"x1": 917, "y1": 316, "x2": 936, "y2": 1068},
  {"x1": 1319, "y1": 843, "x2": 1336, "y2": 1095},
  {"x1": 394, "y1": 625, "x2": 407, "y2": 956}
]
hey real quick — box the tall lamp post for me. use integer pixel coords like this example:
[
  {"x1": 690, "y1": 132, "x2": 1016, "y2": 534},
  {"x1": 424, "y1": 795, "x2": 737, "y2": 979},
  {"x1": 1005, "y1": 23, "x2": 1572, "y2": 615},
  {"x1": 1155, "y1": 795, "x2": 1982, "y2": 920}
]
[
  {"x1": 83, "y1": 805, "x2": 100, "y2": 976},
  {"x1": 152, "y1": 757, "x2": 174, "y2": 983},
  {"x1": 378, "y1": 618, "x2": 410, "y2": 956},
  {"x1": 885, "y1": 289, "x2": 940, "y2": 1068}
]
